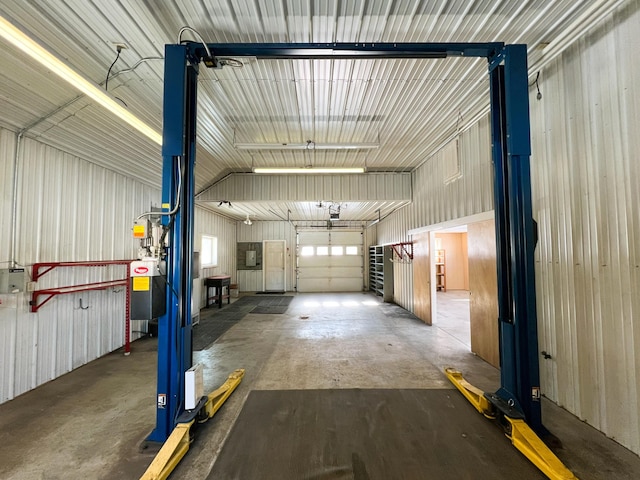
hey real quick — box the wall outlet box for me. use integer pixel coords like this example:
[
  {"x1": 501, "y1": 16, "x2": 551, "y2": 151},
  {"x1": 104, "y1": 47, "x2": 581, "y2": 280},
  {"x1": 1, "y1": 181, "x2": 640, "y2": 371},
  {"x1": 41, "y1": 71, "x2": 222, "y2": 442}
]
[
  {"x1": 0, "y1": 268, "x2": 25, "y2": 294},
  {"x1": 185, "y1": 363, "x2": 204, "y2": 410}
]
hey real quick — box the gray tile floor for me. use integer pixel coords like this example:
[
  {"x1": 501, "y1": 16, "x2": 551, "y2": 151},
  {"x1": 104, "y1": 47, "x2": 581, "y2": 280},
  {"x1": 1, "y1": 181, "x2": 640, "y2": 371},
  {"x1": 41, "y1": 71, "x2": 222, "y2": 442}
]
[{"x1": 0, "y1": 292, "x2": 638, "y2": 479}]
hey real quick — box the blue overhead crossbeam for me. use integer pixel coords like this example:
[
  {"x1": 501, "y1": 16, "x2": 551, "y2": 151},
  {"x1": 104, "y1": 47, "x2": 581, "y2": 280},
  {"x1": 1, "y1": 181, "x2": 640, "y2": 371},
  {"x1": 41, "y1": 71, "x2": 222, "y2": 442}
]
[{"x1": 149, "y1": 41, "x2": 542, "y2": 441}]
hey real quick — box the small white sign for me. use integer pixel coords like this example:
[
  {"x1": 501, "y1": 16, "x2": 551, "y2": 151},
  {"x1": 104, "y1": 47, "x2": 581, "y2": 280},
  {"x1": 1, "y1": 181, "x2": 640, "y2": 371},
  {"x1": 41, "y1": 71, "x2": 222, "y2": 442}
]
[
  {"x1": 185, "y1": 364, "x2": 204, "y2": 410},
  {"x1": 532, "y1": 387, "x2": 541, "y2": 401}
]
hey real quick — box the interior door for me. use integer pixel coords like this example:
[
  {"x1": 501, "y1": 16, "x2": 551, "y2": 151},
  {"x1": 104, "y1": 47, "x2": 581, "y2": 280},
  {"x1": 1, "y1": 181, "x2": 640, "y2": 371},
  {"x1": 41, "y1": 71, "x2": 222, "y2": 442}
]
[
  {"x1": 412, "y1": 232, "x2": 432, "y2": 325},
  {"x1": 263, "y1": 240, "x2": 286, "y2": 292},
  {"x1": 467, "y1": 219, "x2": 500, "y2": 367}
]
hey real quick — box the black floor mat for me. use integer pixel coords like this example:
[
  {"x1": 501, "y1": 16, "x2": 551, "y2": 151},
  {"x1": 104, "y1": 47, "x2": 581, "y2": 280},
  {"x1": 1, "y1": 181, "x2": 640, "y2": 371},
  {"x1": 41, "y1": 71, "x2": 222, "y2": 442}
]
[
  {"x1": 193, "y1": 296, "x2": 293, "y2": 350},
  {"x1": 250, "y1": 305, "x2": 289, "y2": 314},
  {"x1": 209, "y1": 389, "x2": 546, "y2": 480}
]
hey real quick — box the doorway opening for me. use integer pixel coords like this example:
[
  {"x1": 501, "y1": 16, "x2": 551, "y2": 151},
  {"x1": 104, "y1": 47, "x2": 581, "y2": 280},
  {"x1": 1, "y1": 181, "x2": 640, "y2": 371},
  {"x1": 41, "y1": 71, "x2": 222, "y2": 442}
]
[
  {"x1": 410, "y1": 211, "x2": 500, "y2": 369},
  {"x1": 433, "y1": 226, "x2": 471, "y2": 349}
]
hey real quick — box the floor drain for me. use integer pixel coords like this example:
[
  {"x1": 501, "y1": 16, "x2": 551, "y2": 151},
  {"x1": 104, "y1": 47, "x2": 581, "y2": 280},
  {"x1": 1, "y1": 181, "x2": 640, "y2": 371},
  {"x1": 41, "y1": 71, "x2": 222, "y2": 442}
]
[{"x1": 299, "y1": 315, "x2": 309, "y2": 320}]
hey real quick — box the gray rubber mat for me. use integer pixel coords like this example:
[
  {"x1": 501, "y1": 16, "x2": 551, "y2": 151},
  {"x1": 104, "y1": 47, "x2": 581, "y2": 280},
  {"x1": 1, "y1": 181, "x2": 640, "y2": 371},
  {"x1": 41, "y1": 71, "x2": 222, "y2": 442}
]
[
  {"x1": 250, "y1": 305, "x2": 289, "y2": 314},
  {"x1": 209, "y1": 389, "x2": 545, "y2": 480},
  {"x1": 193, "y1": 296, "x2": 293, "y2": 350}
]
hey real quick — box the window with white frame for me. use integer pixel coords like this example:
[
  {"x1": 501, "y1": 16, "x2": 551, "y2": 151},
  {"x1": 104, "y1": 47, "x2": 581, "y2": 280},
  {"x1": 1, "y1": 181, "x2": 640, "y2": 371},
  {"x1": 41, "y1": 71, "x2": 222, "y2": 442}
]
[
  {"x1": 345, "y1": 246, "x2": 358, "y2": 255},
  {"x1": 331, "y1": 246, "x2": 344, "y2": 256},
  {"x1": 316, "y1": 246, "x2": 329, "y2": 256},
  {"x1": 201, "y1": 235, "x2": 218, "y2": 267}
]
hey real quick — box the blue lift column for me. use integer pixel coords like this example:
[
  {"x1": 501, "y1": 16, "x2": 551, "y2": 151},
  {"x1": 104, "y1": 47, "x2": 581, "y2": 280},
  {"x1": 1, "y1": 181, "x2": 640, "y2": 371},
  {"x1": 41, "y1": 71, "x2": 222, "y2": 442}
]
[
  {"x1": 488, "y1": 44, "x2": 543, "y2": 433},
  {"x1": 147, "y1": 44, "x2": 198, "y2": 443},
  {"x1": 144, "y1": 39, "x2": 544, "y2": 440}
]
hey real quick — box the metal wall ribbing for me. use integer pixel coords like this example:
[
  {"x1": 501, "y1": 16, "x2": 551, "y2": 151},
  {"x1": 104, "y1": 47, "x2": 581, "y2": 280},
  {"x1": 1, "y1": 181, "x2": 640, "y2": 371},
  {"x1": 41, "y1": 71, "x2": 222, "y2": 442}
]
[
  {"x1": 194, "y1": 207, "x2": 237, "y2": 307},
  {"x1": 530, "y1": 1, "x2": 640, "y2": 453},
  {"x1": 0, "y1": 131, "x2": 239, "y2": 404},
  {"x1": 0, "y1": 131, "x2": 160, "y2": 404},
  {"x1": 377, "y1": 1, "x2": 640, "y2": 454},
  {"x1": 377, "y1": 117, "x2": 493, "y2": 312}
]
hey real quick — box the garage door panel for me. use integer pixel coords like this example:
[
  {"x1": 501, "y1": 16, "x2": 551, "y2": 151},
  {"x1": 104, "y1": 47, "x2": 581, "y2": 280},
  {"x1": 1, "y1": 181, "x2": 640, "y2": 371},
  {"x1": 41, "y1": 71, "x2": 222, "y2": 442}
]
[
  {"x1": 297, "y1": 230, "x2": 363, "y2": 293},
  {"x1": 328, "y1": 277, "x2": 362, "y2": 291},
  {"x1": 298, "y1": 277, "x2": 361, "y2": 292},
  {"x1": 330, "y1": 232, "x2": 363, "y2": 244},
  {"x1": 298, "y1": 278, "x2": 331, "y2": 292},
  {"x1": 299, "y1": 257, "x2": 359, "y2": 268},
  {"x1": 329, "y1": 256, "x2": 361, "y2": 267},
  {"x1": 298, "y1": 266, "x2": 360, "y2": 278},
  {"x1": 298, "y1": 266, "x2": 331, "y2": 278},
  {"x1": 298, "y1": 232, "x2": 330, "y2": 245},
  {"x1": 298, "y1": 256, "x2": 331, "y2": 268}
]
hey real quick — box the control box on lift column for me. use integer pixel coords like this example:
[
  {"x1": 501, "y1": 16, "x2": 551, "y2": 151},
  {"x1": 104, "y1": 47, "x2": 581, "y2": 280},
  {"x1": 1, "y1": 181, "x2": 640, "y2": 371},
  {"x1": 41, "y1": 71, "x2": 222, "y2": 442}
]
[{"x1": 130, "y1": 259, "x2": 166, "y2": 320}]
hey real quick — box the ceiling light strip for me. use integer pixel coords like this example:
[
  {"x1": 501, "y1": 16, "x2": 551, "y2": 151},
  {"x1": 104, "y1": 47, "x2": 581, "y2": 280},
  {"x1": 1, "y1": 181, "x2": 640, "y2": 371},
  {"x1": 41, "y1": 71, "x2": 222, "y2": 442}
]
[
  {"x1": 253, "y1": 167, "x2": 365, "y2": 174},
  {"x1": 0, "y1": 16, "x2": 162, "y2": 145}
]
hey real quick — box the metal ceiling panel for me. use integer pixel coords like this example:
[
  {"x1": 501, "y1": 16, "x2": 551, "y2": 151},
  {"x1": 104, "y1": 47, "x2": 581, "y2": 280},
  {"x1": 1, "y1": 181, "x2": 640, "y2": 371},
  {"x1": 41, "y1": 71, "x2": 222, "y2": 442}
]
[{"x1": 0, "y1": 0, "x2": 617, "y2": 213}]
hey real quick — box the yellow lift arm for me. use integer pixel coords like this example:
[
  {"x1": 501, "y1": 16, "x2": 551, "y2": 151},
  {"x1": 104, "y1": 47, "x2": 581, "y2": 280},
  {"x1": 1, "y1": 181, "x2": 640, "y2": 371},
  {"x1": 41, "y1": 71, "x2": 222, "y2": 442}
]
[
  {"x1": 445, "y1": 368, "x2": 578, "y2": 480},
  {"x1": 141, "y1": 369, "x2": 245, "y2": 480}
]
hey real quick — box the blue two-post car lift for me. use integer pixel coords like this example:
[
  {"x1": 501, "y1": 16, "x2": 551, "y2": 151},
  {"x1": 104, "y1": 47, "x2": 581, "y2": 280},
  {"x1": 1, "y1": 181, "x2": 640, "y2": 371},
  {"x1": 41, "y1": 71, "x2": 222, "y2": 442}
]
[{"x1": 142, "y1": 41, "x2": 577, "y2": 480}]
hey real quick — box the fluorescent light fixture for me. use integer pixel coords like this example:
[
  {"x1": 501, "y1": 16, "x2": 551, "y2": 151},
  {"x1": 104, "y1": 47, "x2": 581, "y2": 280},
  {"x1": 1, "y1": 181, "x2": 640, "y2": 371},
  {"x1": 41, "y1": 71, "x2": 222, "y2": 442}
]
[
  {"x1": 0, "y1": 16, "x2": 162, "y2": 145},
  {"x1": 253, "y1": 167, "x2": 365, "y2": 174},
  {"x1": 236, "y1": 143, "x2": 378, "y2": 150}
]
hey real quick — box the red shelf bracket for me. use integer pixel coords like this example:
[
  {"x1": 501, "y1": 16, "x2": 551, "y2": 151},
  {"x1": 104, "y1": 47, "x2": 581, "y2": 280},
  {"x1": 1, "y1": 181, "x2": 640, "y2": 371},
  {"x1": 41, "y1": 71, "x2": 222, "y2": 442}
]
[
  {"x1": 30, "y1": 260, "x2": 134, "y2": 354},
  {"x1": 30, "y1": 279, "x2": 128, "y2": 313},
  {"x1": 391, "y1": 242, "x2": 414, "y2": 260}
]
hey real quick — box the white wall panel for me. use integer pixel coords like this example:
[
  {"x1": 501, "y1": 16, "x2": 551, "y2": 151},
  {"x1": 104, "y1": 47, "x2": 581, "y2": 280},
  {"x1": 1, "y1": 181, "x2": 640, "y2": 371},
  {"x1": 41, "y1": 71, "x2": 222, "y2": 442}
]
[
  {"x1": 0, "y1": 129, "x2": 17, "y2": 264},
  {"x1": 378, "y1": 116, "x2": 493, "y2": 246},
  {"x1": 376, "y1": 1, "x2": 640, "y2": 455},
  {"x1": 377, "y1": 118, "x2": 493, "y2": 311},
  {"x1": 530, "y1": 2, "x2": 640, "y2": 454},
  {"x1": 198, "y1": 173, "x2": 411, "y2": 203},
  {"x1": 194, "y1": 207, "x2": 237, "y2": 308},
  {"x1": 236, "y1": 221, "x2": 296, "y2": 292},
  {"x1": 0, "y1": 132, "x2": 160, "y2": 404}
]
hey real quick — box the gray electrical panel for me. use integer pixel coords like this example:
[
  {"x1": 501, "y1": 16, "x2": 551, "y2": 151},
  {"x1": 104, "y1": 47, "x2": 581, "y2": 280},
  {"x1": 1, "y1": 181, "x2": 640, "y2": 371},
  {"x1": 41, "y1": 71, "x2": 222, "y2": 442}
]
[
  {"x1": 0, "y1": 268, "x2": 25, "y2": 294},
  {"x1": 246, "y1": 250, "x2": 257, "y2": 267}
]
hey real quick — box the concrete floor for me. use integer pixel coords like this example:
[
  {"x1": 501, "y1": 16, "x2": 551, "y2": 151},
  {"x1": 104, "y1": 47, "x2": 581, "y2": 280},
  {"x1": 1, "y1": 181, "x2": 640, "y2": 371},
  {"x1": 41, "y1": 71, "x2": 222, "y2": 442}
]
[
  {"x1": 434, "y1": 290, "x2": 472, "y2": 348},
  {"x1": 1, "y1": 292, "x2": 639, "y2": 479}
]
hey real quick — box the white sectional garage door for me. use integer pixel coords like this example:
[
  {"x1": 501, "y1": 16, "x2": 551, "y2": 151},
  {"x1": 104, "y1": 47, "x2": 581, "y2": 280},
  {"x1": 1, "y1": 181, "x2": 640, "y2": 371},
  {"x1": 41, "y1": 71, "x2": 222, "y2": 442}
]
[{"x1": 297, "y1": 231, "x2": 363, "y2": 292}]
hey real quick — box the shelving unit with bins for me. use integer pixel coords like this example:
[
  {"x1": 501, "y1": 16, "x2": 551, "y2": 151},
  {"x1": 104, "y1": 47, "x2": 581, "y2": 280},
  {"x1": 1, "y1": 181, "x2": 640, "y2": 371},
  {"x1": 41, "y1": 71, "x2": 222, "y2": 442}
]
[
  {"x1": 369, "y1": 245, "x2": 393, "y2": 302},
  {"x1": 435, "y1": 249, "x2": 446, "y2": 292}
]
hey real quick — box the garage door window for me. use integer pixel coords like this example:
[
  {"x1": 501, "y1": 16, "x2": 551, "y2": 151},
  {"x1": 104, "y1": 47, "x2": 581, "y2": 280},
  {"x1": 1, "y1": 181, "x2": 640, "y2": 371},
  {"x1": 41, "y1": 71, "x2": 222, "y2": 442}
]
[
  {"x1": 346, "y1": 246, "x2": 358, "y2": 255},
  {"x1": 331, "y1": 246, "x2": 344, "y2": 256},
  {"x1": 317, "y1": 246, "x2": 329, "y2": 256},
  {"x1": 300, "y1": 246, "x2": 315, "y2": 256}
]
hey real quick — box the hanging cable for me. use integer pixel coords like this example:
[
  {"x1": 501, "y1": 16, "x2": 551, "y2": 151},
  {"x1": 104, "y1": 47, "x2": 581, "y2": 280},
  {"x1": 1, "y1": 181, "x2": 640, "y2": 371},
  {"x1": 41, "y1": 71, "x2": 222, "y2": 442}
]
[
  {"x1": 529, "y1": 71, "x2": 542, "y2": 100},
  {"x1": 136, "y1": 156, "x2": 184, "y2": 221},
  {"x1": 177, "y1": 26, "x2": 213, "y2": 59},
  {"x1": 108, "y1": 57, "x2": 163, "y2": 82},
  {"x1": 105, "y1": 47, "x2": 122, "y2": 91}
]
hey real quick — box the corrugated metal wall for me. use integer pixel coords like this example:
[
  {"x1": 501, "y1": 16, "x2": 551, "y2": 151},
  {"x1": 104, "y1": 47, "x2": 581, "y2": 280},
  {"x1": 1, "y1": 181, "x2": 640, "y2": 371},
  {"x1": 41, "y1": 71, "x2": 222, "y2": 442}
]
[
  {"x1": 198, "y1": 173, "x2": 412, "y2": 202},
  {"x1": 530, "y1": 1, "x2": 640, "y2": 454},
  {"x1": 0, "y1": 131, "x2": 160, "y2": 404},
  {"x1": 194, "y1": 207, "x2": 237, "y2": 307},
  {"x1": 0, "y1": 130, "x2": 239, "y2": 404},
  {"x1": 377, "y1": 117, "x2": 493, "y2": 312},
  {"x1": 376, "y1": 2, "x2": 640, "y2": 454},
  {"x1": 0, "y1": 129, "x2": 16, "y2": 260},
  {"x1": 236, "y1": 221, "x2": 297, "y2": 292}
]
